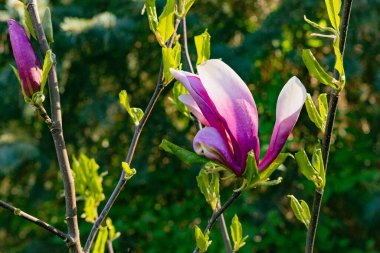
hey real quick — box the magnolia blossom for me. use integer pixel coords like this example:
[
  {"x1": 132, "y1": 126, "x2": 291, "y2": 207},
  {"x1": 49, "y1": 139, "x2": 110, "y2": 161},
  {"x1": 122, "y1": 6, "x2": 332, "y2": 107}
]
[
  {"x1": 170, "y1": 59, "x2": 306, "y2": 176},
  {"x1": 8, "y1": 19, "x2": 42, "y2": 98}
]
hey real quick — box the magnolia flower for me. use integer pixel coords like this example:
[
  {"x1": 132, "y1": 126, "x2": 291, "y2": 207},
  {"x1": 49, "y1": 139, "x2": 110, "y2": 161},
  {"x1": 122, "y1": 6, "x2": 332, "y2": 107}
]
[
  {"x1": 170, "y1": 59, "x2": 306, "y2": 176},
  {"x1": 8, "y1": 19, "x2": 42, "y2": 98}
]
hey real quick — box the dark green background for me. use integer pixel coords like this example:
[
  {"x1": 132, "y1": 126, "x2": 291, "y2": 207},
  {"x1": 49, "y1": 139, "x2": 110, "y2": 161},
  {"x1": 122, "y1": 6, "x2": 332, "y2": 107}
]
[{"x1": 0, "y1": 0, "x2": 379, "y2": 252}]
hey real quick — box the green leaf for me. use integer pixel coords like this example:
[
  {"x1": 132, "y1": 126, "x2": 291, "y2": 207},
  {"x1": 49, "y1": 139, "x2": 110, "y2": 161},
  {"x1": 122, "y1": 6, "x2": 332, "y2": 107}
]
[
  {"x1": 304, "y1": 15, "x2": 336, "y2": 34},
  {"x1": 333, "y1": 38, "x2": 345, "y2": 87},
  {"x1": 287, "y1": 195, "x2": 311, "y2": 229},
  {"x1": 312, "y1": 149, "x2": 325, "y2": 188},
  {"x1": 119, "y1": 90, "x2": 144, "y2": 126},
  {"x1": 252, "y1": 177, "x2": 283, "y2": 188},
  {"x1": 42, "y1": 8, "x2": 54, "y2": 44},
  {"x1": 302, "y1": 49, "x2": 339, "y2": 90},
  {"x1": 121, "y1": 162, "x2": 136, "y2": 180},
  {"x1": 92, "y1": 226, "x2": 108, "y2": 253},
  {"x1": 162, "y1": 42, "x2": 181, "y2": 85},
  {"x1": 24, "y1": 7, "x2": 36, "y2": 40},
  {"x1": 259, "y1": 153, "x2": 293, "y2": 182},
  {"x1": 40, "y1": 50, "x2": 54, "y2": 93},
  {"x1": 72, "y1": 154, "x2": 105, "y2": 223},
  {"x1": 160, "y1": 139, "x2": 210, "y2": 165},
  {"x1": 194, "y1": 226, "x2": 211, "y2": 253},
  {"x1": 295, "y1": 150, "x2": 315, "y2": 182},
  {"x1": 180, "y1": 0, "x2": 196, "y2": 15},
  {"x1": 243, "y1": 151, "x2": 259, "y2": 187},
  {"x1": 305, "y1": 94, "x2": 325, "y2": 131},
  {"x1": 169, "y1": 81, "x2": 190, "y2": 116},
  {"x1": 196, "y1": 169, "x2": 220, "y2": 211},
  {"x1": 145, "y1": 0, "x2": 159, "y2": 34},
  {"x1": 194, "y1": 29, "x2": 211, "y2": 66},
  {"x1": 318, "y1": 93, "x2": 328, "y2": 123},
  {"x1": 157, "y1": 0, "x2": 175, "y2": 47},
  {"x1": 9, "y1": 64, "x2": 29, "y2": 101},
  {"x1": 230, "y1": 214, "x2": 248, "y2": 252},
  {"x1": 325, "y1": 0, "x2": 341, "y2": 31}
]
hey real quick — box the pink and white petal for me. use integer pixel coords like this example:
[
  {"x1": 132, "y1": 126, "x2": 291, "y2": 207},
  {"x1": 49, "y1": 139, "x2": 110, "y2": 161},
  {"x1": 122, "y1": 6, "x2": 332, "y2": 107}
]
[
  {"x1": 197, "y1": 59, "x2": 260, "y2": 164},
  {"x1": 193, "y1": 127, "x2": 240, "y2": 175},
  {"x1": 179, "y1": 94, "x2": 210, "y2": 126},
  {"x1": 259, "y1": 76, "x2": 306, "y2": 171}
]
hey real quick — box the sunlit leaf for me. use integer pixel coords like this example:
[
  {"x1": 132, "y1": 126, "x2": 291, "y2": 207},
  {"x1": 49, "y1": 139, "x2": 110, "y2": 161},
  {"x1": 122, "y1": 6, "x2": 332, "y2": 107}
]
[
  {"x1": 194, "y1": 226, "x2": 211, "y2": 253},
  {"x1": 196, "y1": 169, "x2": 220, "y2": 211},
  {"x1": 92, "y1": 226, "x2": 108, "y2": 253},
  {"x1": 119, "y1": 90, "x2": 144, "y2": 126},
  {"x1": 168, "y1": 81, "x2": 190, "y2": 116},
  {"x1": 230, "y1": 214, "x2": 248, "y2": 252},
  {"x1": 288, "y1": 195, "x2": 311, "y2": 229},
  {"x1": 24, "y1": 7, "x2": 36, "y2": 39},
  {"x1": 194, "y1": 29, "x2": 211, "y2": 65},
  {"x1": 318, "y1": 93, "x2": 328, "y2": 123},
  {"x1": 259, "y1": 153, "x2": 293, "y2": 181},
  {"x1": 162, "y1": 42, "x2": 181, "y2": 85},
  {"x1": 157, "y1": 0, "x2": 175, "y2": 47},
  {"x1": 121, "y1": 162, "x2": 136, "y2": 180},
  {"x1": 42, "y1": 8, "x2": 54, "y2": 44},
  {"x1": 305, "y1": 94, "x2": 325, "y2": 131},
  {"x1": 160, "y1": 139, "x2": 209, "y2": 165},
  {"x1": 40, "y1": 50, "x2": 54, "y2": 93},
  {"x1": 304, "y1": 15, "x2": 336, "y2": 34},
  {"x1": 325, "y1": 0, "x2": 341, "y2": 31}
]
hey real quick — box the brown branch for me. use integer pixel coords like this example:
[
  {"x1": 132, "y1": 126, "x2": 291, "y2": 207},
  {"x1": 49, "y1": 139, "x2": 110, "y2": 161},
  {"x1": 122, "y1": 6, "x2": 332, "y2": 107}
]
[
  {"x1": 26, "y1": 1, "x2": 82, "y2": 252},
  {"x1": 0, "y1": 200, "x2": 69, "y2": 243}
]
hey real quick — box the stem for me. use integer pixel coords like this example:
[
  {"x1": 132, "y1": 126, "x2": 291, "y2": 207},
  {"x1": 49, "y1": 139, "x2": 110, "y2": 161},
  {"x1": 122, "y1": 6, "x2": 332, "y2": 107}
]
[
  {"x1": 26, "y1": 1, "x2": 82, "y2": 252},
  {"x1": 305, "y1": 1, "x2": 353, "y2": 252},
  {"x1": 181, "y1": 17, "x2": 194, "y2": 73},
  {"x1": 217, "y1": 202, "x2": 233, "y2": 253},
  {"x1": 106, "y1": 240, "x2": 114, "y2": 253},
  {"x1": 193, "y1": 191, "x2": 242, "y2": 253},
  {"x1": 0, "y1": 200, "x2": 69, "y2": 242},
  {"x1": 83, "y1": 18, "x2": 182, "y2": 253}
]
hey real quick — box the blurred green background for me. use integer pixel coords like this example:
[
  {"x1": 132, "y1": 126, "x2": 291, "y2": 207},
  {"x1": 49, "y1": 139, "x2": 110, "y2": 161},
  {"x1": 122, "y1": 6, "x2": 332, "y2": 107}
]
[{"x1": 0, "y1": 0, "x2": 379, "y2": 252}]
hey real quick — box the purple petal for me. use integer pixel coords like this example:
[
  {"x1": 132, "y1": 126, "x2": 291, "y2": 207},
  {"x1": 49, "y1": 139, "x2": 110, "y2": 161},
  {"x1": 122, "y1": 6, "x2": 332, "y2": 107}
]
[
  {"x1": 193, "y1": 127, "x2": 240, "y2": 175},
  {"x1": 259, "y1": 76, "x2": 306, "y2": 171},
  {"x1": 8, "y1": 19, "x2": 41, "y2": 98},
  {"x1": 179, "y1": 94, "x2": 210, "y2": 126},
  {"x1": 197, "y1": 59, "x2": 260, "y2": 168}
]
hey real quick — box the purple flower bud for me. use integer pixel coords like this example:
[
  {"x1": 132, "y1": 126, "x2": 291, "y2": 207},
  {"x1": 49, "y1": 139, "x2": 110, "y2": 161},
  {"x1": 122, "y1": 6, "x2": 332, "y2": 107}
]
[{"x1": 8, "y1": 19, "x2": 42, "y2": 98}]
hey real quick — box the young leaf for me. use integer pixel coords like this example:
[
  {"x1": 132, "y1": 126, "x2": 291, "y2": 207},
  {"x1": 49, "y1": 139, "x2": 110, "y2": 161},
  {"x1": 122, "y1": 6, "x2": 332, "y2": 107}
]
[
  {"x1": 145, "y1": 0, "x2": 159, "y2": 33},
  {"x1": 230, "y1": 214, "x2": 248, "y2": 252},
  {"x1": 305, "y1": 94, "x2": 325, "y2": 131},
  {"x1": 157, "y1": 0, "x2": 175, "y2": 47},
  {"x1": 259, "y1": 153, "x2": 293, "y2": 182},
  {"x1": 121, "y1": 162, "x2": 136, "y2": 180},
  {"x1": 119, "y1": 90, "x2": 144, "y2": 125},
  {"x1": 194, "y1": 30, "x2": 211, "y2": 66},
  {"x1": 288, "y1": 195, "x2": 311, "y2": 229},
  {"x1": 333, "y1": 38, "x2": 345, "y2": 87},
  {"x1": 194, "y1": 226, "x2": 211, "y2": 253},
  {"x1": 312, "y1": 149, "x2": 325, "y2": 188},
  {"x1": 160, "y1": 139, "x2": 209, "y2": 165},
  {"x1": 24, "y1": 7, "x2": 36, "y2": 39},
  {"x1": 302, "y1": 49, "x2": 339, "y2": 90},
  {"x1": 168, "y1": 81, "x2": 190, "y2": 116},
  {"x1": 318, "y1": 93, "x2": 328, "y2": 123},
  {"x1": 42, "y1": 8, "x2": 54, "y2": 44},
  {"x1": 162, "y1": 42, "x2": 181, "y2": 85},
  {"x1": 304, "y1": 15, "x2": 336, "y2": 34},
  {"x1": 196, "y1": 169, "x2": 220, "y2": 211},
  {"x1": 243, "y1": 150, "x2": 259, "y2": 187},
  {"x1": 180, "y1": 0, "x2": 196, "y2": 15},
  {"x1": 295, "y1": 150, "x2": 315, "y2": 182},
  {"x1": 325, "y1": 0, "x2": 341, "y2": 31},
  {"x1": 40, "y1": 50, "x2": 54, "y2": 93},
  {"x1": 92, "y1": 226, "x2": 108, "y2": 253}
]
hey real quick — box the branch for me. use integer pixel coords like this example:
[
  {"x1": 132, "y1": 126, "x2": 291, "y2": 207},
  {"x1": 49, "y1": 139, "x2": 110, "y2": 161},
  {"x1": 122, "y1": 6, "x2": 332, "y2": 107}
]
[
  {"x1": 26, "y1": 1, "x2": 82, "y2": 252},
  {"x1": 0, "y1": 200, "x2": 69, "y2": 242},
  {"x1": 83, "y1": 17, "x2": 182, "y2": 253},
  {"x1": 193, "y1": 191, "x2": 242, "y2": 253},
  {"x1": 305, "y1": 1, "x2": 353, "y2": 252}
]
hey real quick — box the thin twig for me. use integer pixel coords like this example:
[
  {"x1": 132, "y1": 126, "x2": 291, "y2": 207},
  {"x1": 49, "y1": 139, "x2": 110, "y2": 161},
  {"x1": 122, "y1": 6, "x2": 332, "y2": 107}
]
[
  {"x1": 106, "y1": 240, "x2": 114, "y2": 253},
  {"x1": 26, "y1": 1, "x2": 82, "y2": 252},
  {"x1": 216, "y1": 202, "x2": 233, "y2": 253},
  {"x1": 181, "y1": 17, "x2": 194, "y2": 73},
  {"x1": 0, "y1": 200, "x2": 69, "y2": 242},
  {"x1": 83, "y1": 17, "x2": 182, "y2": 253},
  {"x1": 305, "y1": 1, "x2": 353, "y2": 252},
  {"x1": 193, "y1": 191, "x2": 242, "y2": 253}
]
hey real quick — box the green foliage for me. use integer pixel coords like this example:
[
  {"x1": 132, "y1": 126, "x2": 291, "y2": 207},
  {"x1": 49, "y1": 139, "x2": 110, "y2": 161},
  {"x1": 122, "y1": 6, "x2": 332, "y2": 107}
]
[
  {"x1": 168, "y1": 81, "x2": 190, "y2": 117},
  {"x1": 157, "y1": 0, "x2": 175, "y2": 47},
  {"x1": 40, "y1": 50, "x2": 54, "y2": 93},
  {"x1": 303, "y1": 15, "x2": 335, "y2": 34},
  {"x1": 324, "y1": 0, "x2": 341, "y2": 31},
  {"x1": 288, "y1": 195, "x2": 311, "y2": 229},
  {"x1": 160, "y1": 139, "x2": 209, "y2": 165},
  {"x1": 196, "y1": 169, "x2": 220, "y2": 211},
  {"x1": 162, "y1": 41, "x2": 181, "y2": 85},
  {"x1": 230, "y1": 214, "x2": 248, "y2": 252},
  {"x1": 93, "y1": 226, "x2": 108, "y2": 253},
  {"x1": 305, "y1": 93, "x2": 328, "y2": 132},
  {"x1": 72, "y1": 154, "x2": 105, "y2": 223},
  {"x1": 119, "y1": 90, "x2": 144, "y2": 126},
  {"x1": 295, "y1": 149, "x2": 325, "y2": 190},
  {"x1": 194, "y1": 226, "x2": 211, "y2": 253},
  {"x1": 42, "y1": 8, "x2": 54, "y2": 44},
  {"x1": 24, "y1": 6, "x2": 36, "y2": 40},
  {"x1": 121, "y1": 162, "x2": 136, "y2": 180},
  {"x1": 194, "y1": 29, "x2": 211, "y2": 66}
]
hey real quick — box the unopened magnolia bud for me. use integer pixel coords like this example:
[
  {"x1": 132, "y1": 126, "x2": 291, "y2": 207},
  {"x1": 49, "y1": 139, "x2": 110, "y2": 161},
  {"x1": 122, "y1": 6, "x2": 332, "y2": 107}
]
[{"x1": 8, "y1": 19, "x2": 42, "y2": 98}]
